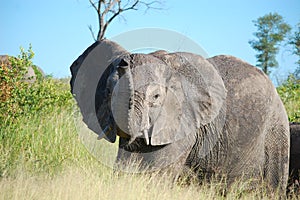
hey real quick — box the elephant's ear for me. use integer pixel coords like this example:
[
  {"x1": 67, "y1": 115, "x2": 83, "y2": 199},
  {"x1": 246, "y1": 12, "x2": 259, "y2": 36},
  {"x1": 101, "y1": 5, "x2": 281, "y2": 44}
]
[
  {"x1": 150, "y1": 52, "x2": 227, "y2": 145},
  {"x1": 70, "y1": 39, "x2": 128, "y2": 143},
  {"x1": 150, "y1": 73, "x2": 185, "y2": 145}
]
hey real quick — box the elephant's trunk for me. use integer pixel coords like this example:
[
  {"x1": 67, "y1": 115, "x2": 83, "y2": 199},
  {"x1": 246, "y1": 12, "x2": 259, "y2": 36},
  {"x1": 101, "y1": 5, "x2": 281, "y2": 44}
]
[
  {"x1": 112, "y1": 58, "x2": 151, "y2": 145},
  {"x1": 111, "y1": 58, "x2": 134, "y2": 137},
  {"x1": 126, "y1": 90, "x2": 151, "y2": 145}
]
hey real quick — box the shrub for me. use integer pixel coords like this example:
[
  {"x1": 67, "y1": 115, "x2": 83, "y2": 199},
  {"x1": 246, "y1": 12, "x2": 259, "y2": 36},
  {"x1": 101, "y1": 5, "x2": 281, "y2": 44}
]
[
  {"x1": 277, "y1": 75, "x2": 300, "y2": 122},
  {"x1": 0, "y1": 46, "x2": 82, "y2": 177},
  {"x1": 0, "y1": 46, "x2": 73, "y2": 127}
]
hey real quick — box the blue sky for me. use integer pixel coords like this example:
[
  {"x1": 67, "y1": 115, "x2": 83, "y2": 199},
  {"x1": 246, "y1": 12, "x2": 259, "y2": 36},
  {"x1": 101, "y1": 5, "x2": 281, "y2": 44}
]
[{"x1": 1, "y1": 0, "x2": 299, "y2": 84}]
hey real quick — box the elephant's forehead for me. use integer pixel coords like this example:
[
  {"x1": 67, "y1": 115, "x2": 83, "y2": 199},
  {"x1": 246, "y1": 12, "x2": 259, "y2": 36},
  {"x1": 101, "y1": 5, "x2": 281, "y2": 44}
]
[{"x1": 131, "y1": 64, "x2": 166, "y2": 88}]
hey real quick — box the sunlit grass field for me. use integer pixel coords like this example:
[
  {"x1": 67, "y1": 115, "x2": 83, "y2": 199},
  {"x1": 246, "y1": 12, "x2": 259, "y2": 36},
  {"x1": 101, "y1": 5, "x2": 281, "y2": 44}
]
[{"x1": 0, "y1": 167, "x2": 281, "y2": 200}]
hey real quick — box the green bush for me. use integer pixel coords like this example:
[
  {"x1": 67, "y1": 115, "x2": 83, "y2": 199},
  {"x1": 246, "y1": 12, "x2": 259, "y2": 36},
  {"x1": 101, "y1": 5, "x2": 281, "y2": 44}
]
[
  {"x1": 277, "y1": 75, "x2": 300, "y2": 122},
  {"x1": 0, "y1": 46, "x2": 73, "y2": 127},
  {"x1": 0, "y1": 46, "x2": 85, "y2": 177}
]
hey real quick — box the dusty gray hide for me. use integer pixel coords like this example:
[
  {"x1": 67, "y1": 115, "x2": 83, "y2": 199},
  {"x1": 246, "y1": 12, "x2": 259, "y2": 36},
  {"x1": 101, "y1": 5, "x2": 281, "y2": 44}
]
[{"x1": 70, "y1": 39, "x2": 290, "y2": 193}]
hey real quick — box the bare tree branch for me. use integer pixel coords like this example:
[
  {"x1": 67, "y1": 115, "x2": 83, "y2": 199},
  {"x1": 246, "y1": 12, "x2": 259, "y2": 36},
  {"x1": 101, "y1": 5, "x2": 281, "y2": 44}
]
[
  {"x1": 88, "y1": 25, "x2": 97, "y2": 41},
  {"x1": 139, "y1": 0, "x2": 164, "y2": 13},
  {"x1": 88, "y1": 0, "x2": 164, "y2": 41}
]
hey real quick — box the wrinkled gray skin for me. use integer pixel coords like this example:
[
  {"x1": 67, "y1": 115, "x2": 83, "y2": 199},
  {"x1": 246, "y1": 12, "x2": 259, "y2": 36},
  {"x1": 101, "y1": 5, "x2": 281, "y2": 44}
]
[
  {"x1": 70, "y1": 40, "x2": 290, "y2": 193},
  {"x1": 290, "y1": 122, "x2": 300, "y2": 181}
]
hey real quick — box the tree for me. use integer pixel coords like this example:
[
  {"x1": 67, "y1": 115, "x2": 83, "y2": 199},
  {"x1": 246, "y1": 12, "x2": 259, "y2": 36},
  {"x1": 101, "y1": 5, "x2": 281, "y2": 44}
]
[
  {"x1": 249, "y1": 13, "x2": 291, "y2": 75},
  {"x1": 88, "y1": 0, "x2": 162, "y2": 41},
  {"x1": 289, "y1": 23, "x2": 300, "y2": 79}
]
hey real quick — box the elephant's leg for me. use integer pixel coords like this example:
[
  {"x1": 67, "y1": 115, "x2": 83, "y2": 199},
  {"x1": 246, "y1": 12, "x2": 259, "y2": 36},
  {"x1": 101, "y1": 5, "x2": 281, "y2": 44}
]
[
  {"x1": 288, "y1": 123, "x2": 300, "y2": 195},
  {"x1": 264, "y1": 124, "x2": 289, "y2": 193},
  {"x1": 290, "y1": 122, "x2": 300, "y2": 183}
]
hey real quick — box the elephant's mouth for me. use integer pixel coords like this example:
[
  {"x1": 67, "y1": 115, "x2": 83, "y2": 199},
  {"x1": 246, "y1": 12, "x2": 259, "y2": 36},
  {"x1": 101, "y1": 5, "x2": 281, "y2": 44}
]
[
  {"x1": 135, "y1": 127, "x2": 153, "y2": 145},
  {"x1": 117, "y1": 126, "x2": 157, "y2": 147},
  {"x1": 119, "y1": 136, "x2": 168, "y2": 153},
  {"x1": 117, "y1": 128, "x2": 131, "y2": 139}
]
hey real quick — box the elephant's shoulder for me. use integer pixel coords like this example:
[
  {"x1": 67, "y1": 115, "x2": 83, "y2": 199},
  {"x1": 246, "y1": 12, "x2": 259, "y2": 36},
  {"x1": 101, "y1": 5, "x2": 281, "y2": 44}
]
[
  {"x1": 207, "y1": 55, "x2": 272, "y2": 88},
  {"x1": 207, "y1": 55, "x2": 265, "y2": 78},
  {"x1": 208, "y1": 55, "x2": 277, "y2": 111}
]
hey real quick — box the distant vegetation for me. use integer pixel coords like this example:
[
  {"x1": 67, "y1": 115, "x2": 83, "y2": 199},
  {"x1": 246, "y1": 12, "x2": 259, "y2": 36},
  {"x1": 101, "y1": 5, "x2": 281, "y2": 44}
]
[
  {"x1": 249, "y1": 12, "x2": 291, "y2": 75},
  {"x1": 277, "y1": 75, "x2": 300, "y2": 122},
  {"x1": 0, "y1": 47, "x2": 78, "y2": 176},
  {"x1": 0, "y1": 46, "x2": 73, "y2": 128}
]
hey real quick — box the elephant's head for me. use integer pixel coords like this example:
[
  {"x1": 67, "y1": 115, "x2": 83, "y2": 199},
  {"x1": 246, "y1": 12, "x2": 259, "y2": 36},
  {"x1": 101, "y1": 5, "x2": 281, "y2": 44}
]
[{"x1": 71, "y1": 40, "x2": 227, "y2": 146}]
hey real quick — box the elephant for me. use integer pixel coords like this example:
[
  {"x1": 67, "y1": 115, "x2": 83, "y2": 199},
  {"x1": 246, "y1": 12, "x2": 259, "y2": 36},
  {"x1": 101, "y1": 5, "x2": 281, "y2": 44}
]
[
  {"x1": 70, "y1": 39, "x2": 290, "y2": 193},
  {"x1": 289, "y1": 122, "x2": 300, "y2": 187}
]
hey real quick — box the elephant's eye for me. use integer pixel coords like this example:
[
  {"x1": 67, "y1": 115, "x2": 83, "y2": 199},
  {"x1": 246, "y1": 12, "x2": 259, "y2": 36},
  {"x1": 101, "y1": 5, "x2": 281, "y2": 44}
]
[{"x1": 153, "y1": 94, "x2": 160, "y2": 100}]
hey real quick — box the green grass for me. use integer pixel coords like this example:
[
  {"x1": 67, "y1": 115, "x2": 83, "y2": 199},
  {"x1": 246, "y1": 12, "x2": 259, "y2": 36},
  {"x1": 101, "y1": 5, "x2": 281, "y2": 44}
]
[{"x1": 0, "y1": 107, "x2": 93, "y2": 177}]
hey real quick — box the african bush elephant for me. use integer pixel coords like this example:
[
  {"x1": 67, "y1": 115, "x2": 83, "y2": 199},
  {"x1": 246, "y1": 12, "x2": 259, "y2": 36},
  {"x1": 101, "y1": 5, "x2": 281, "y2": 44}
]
[
  {"x1": 290, "y1": 122, "x2": 300, "y2": 182},
  {"x1": 70, "y1": 39, "x2": 290, "y2": 192}
]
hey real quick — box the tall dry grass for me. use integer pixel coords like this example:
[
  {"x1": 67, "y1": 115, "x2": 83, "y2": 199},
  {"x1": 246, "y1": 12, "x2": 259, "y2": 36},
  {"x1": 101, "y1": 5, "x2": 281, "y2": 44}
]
[
  {"x1": 2, "y1": 166, "x2": 296, "y2": 200},
  {"x1": 2, "y1": 106, "x2": 297, "y2": 199}
]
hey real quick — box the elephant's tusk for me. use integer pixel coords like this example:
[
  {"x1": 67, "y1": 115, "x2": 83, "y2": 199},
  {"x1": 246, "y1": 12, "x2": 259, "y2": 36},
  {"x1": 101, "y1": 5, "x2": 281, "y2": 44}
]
[
  {"x1": 143, "y1": 129, "x2": 149, "y2": 145},
  {"x1": 97, "y1": 125, "x2": 111, "y2": 140}
]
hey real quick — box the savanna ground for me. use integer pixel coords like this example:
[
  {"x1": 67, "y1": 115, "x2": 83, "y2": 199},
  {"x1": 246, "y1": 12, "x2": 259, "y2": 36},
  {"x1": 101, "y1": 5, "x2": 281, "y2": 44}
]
[{"x1": 0, "y1": 49, "x2": 299, "y2": 199}]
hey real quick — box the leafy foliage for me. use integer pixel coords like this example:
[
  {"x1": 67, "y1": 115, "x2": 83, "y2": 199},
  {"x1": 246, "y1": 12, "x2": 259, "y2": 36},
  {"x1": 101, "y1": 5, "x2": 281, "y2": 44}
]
[
  {"x1": 249, "y1": 12, "x2": 291, "y2": 75},
  {"x1": 0, "y1": 46, "x2": 80, "y2": 176},
  {"x1": 289, "y1": 23, "x2": 300, "y2": 78},
  {"x1": 0, "y1": 46, "x2": 73, "y2": 128},
  {"x1": 277, "y1": 75, "x2": 300, "y2": 122}
]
